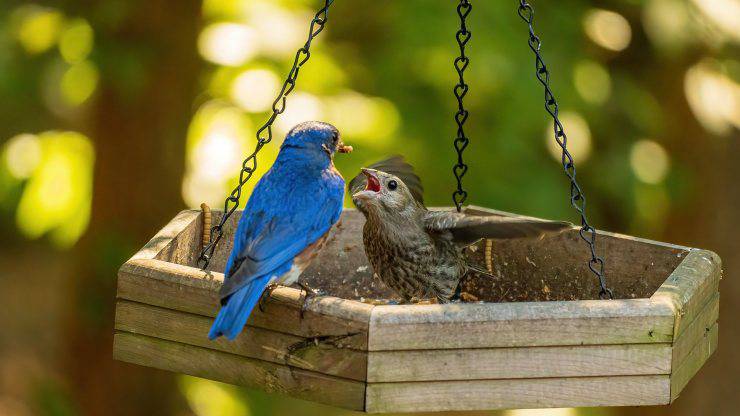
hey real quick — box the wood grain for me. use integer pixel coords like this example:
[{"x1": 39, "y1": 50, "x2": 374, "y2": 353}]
[
  {"x1": 118, "y1": 258, "x2": 373, "y2": 349},
  {"x1": 365, "y1": 375, "x2": 670, "y2": 413},
  {"x1": 154, "y1": 209, "x2": 203, "y2": 266},
  {"x1": 367, "y1": 343, "x2": 671, "y2": 382},
  {"x1": 670, "y1": 323, "x2": 718, "y2": 401},
  {"x1": 465, "y1": 205, "x2": 690, "y2": 251},
  {"x1": 463, "y1": 205, "x2": 689, "y2": 301},
  {"x1": 113, "y1": 332, "x2": 365, "y2": 411},
  {"x1": 202, "y1": 208, "x2": 690, "y2": 302},
  {"x1": 200, "y1": 210, "x2": 240, "y2": 273},
  {"x1": 114, "y1": 207, "x2": 722, "y2": 412},
  {"x1": 115, "y1": 300, "x2": 368, "y2": 381},
  {"x1": 368, "y1": 298, "x2": 675, "y2": 351},
  {"x1": 652, "y1": 249, "x2": 721, "y2": 338},
  {"x1": 129, "y1": 210, "x2": 200, "y2": 261},
  {"x1": 671, "y1": 293, "x2": 719, "y2": 368}
]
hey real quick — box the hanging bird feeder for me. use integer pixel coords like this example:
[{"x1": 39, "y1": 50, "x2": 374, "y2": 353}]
[{"x1": 113, "y1": 0, "x2": 721, "y2": 412}]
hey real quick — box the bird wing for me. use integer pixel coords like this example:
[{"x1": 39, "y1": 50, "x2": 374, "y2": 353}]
[
  {"x1": 218, "y1": 175, "x2": 344, "y2": 301},
  {"x1": 348, "y1": 155, "x2": 424, "y2": 204},
  {"x1": 423, "y1": 210, "x2": 572, "y2": 246}
]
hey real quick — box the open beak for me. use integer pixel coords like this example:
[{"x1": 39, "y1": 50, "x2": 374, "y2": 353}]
[{"x1": 353, "y1": 168, "x2": 380, "y2": 200}]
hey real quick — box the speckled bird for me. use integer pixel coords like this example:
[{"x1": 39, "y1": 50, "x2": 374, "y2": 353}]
[
  {"x1": 350, "y1": 160, "x2": 571, "y2": 303},
  {"x1": 209, "y1": 121, "x2": 352, "y2": 340}
]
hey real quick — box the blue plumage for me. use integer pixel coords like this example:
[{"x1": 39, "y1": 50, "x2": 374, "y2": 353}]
[{"x1": 208, "y1": 121, "x2": 348, "y2": 340}]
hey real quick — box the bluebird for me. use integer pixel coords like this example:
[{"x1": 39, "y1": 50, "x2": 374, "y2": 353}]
[
  {"x1": 209, "y1": 121, "x2": 352, "y2": 340},
  {"x1": 350, "y1": 162, "x2": 570, "y2": 303}
]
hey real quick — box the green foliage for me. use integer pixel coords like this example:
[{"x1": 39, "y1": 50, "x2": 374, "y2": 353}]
[{"x1": 0, "y1": 0, "x2": 737, "y2": 415}]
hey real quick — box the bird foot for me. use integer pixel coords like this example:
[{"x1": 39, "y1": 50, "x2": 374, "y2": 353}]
[
  {"x1": 258, "y1": 284, "x2": 278, "y2": 313},
  {"x1": 295, "y1": 282, "x2": 319, "y2": 319}
]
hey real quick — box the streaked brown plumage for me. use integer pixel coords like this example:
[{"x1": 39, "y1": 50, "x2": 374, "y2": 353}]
[{"x1": 350, "y1": 157, "x2": 571, "y2": 302}]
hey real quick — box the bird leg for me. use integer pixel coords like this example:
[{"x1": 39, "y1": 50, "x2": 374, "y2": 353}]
[
  {"x1": 449, "y1": 282, "x2": 463, "y2": 302},
  {"x1": 258, "y1": 283, "x2": 278, "y2": 313},
  {"x1": 295, "y1": 281, "x2": 318, "y2": 319}
]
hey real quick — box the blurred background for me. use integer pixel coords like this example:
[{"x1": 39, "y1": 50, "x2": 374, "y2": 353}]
[{"x1": 0, "y1": 0, "x2": 737, "y2": 415}]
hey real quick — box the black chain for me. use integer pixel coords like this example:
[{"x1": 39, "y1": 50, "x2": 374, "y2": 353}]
[
  {"x1": 198, "y1": 0, "x2": 334, "y2": 269},
  {"x1": 452, "y1": 0, "x2": 472, "y2": 212},
  {"x1": 516, "y1": 1, "x2": 612, "y2": 299}
]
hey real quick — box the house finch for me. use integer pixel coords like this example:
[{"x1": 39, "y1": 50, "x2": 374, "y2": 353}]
[{"x1": 350, "y1": 160, "x2": 570, "y2": 303}]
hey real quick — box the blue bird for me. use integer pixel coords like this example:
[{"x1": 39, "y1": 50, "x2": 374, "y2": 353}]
[{"x1": 208, "y1": 121, "x2": 352, "y2": 340}]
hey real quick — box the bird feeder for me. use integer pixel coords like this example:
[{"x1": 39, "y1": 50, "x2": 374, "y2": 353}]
[
  {"x1": 114, "y1": 206, "x2": 720, "y2": 412},
  {"x1": 114, "y1": 0, "x2": 721, "y2": 411}
]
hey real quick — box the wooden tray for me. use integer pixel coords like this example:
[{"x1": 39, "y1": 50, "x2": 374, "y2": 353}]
[{"x1": 113, "y1": 206, "x2": 721, "y2": 412}]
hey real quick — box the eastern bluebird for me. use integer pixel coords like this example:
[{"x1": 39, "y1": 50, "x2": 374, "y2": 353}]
[
  {"x1": 350, "y1": 164, "x2": 570, "y2": 303},
  {"x1": 209, "y1": 121, "x2": 352, "y2": 340}
]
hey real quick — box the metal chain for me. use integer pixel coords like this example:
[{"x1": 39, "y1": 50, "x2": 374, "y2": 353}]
[
  {"x1": 198, "y1": 0, "x2": 334, "y2": 269},
  {"x1": 452, "y1": 0, "x2": 472, "y2": 212},
  {"x1": 516, "y1": 1, "x2": 613, "y2": 299}
]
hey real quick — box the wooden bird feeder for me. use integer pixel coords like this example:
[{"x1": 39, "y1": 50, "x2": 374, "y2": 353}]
[
  {"x1": 114, "y1": 1, "x2": 721, "y2": 411},
  {"x1": 113, "y1": 206, "x2": 721, "y2": 413}
]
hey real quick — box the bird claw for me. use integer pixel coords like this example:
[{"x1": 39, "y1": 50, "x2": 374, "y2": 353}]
[
  {"x1": 295, "y1": 282, "x2": 318, "y2": 319},
  {"x1": 259, "y1": 284, "x2": 278, "y2": 313}
]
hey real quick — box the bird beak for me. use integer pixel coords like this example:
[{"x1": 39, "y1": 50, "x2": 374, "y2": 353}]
[
  {"x1": 353, "y1": 168, "x2": 380, "y2": 200},
  {"x1": 324, "y1": 139, "x2": 352, "y2": 157}
]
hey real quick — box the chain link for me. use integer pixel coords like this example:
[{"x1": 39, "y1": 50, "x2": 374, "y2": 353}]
[
  {"x1": 516, "y1": 1, "x2": 612, "y2": 300},
  {"x1": 452, "y1": 0, "x2": 472, "y2": 212},
  {"x1": 198, "y1": 0, "x2": 335, "y2": 269}
]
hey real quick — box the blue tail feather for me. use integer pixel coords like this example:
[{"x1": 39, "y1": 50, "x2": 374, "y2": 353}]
[{"x1": 208, "y1": 274, "x2": 272, "y2": 340}]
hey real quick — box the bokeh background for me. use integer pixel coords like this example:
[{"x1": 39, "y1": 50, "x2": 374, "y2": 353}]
[{"x1": 0, "y1": 0, "x2": 738, "y2": 415}]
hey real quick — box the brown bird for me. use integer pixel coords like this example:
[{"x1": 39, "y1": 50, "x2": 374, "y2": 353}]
[{"x1": 349, "y1": 157, "x2": 571, "y2": 303}]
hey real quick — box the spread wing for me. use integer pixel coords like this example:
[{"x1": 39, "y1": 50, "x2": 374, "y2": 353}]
[
  {"x1": 348, "y1": 155, "x2": 424, "y2": 204},
  {"x1": 219, "y1": 175, "x2": 344, "y2": 301},
  {"x1": 424, "y1": 211, "x2": 572, "y2": 246}
]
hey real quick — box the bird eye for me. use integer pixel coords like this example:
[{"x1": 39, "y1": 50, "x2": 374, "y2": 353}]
[
  {"x1": 387, "y1": 180, "x2": 398, "y2": 190},
  {"x1": 332, "y1": 133, "x2": 339, "y2": 143}
]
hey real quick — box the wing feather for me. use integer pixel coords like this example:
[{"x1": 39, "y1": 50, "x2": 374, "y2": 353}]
[
  {"x1": 424, "y1": 211, "x2": 571, "y2": 246},
  {"x1": 219, "y1": 173, "x2": 344, "y2": 301}
]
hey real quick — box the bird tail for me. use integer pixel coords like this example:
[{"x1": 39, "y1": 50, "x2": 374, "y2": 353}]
[{"x1": 208, "y1": 274, "x2": 272, "y2": 341}]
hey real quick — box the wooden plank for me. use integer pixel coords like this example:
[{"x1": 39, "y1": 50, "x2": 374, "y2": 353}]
[
  {"x1": 652, "y1": 249, "x2": 721, "y2": 339},
  {"x1": 117, "y1": 258, "x2": 220, "y2": 316},
  {"x1": 113, "y1": 332, "x2": 365, "y2": 411},
  {"x1": 670, "y1": 323, "x2": 718, "y2": 402},
  {"x1": 367, "y1": 343, "x2": 671, "y2": 382},
  {"x1": 117, "y1": 258, "x2": 373, "y2": 349},
  {"x1": 115, "y1": 300, "x2": 367, "y2": 381},
  {"x1": 200, "y1": 210, "x2": 241, "y2": 273},
  {"x1": 368, "y1": 299, "x2": 675, "y2": 351},
  {"x1": 154, "y1": 210, "x2": 203, "y2": 266},
  {"x1": 129, "y1": 210, "x2": 200, "y2": 261},
  {"x1": 466, "y1": 205, "x2": 691, "y2": 251},
  {"x1": 672, "y1": 293, "x2": 719, "y2": 368},
  {"x1": 198, "y1": 208, "x2": 687, "y2": 303},
  {"x1": 365, "y1": 375, "x2": 670, "y2": 413},
  {"x1": 463, "y1": 205, "x2": 689, "y2": 301}
]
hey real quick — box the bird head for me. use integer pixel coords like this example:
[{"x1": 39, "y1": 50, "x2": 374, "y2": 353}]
[
  {"x1": 281, "y1": 121, "x2": 352, "y2": 163},
  {"x1": 352, "y1": 168, "x2": 419, "y2": 216}
]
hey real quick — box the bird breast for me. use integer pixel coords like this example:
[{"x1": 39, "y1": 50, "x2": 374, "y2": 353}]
[{"x1": 362, "y1": 220, "x2": 463, "y2": 301}]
